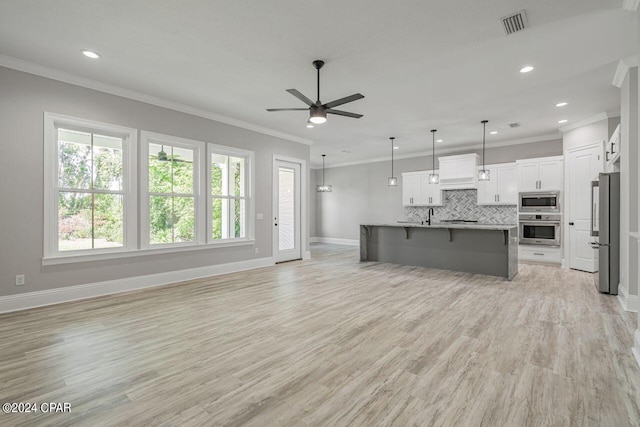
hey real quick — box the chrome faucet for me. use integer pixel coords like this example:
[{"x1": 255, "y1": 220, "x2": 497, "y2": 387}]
[{"x1": 426, "y1": 208, "x2": 434, "y2": 225}]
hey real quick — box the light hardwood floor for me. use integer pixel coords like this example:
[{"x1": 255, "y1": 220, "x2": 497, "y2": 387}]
[{"x1": 1, "y1": 243, "x2": 639, "y2": 426}]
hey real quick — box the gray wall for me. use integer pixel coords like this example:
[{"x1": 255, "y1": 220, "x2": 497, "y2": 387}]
[
  {"x1": 0, "y1": 66, "x2": 310, "y2": 296},
  {"x1": 313, "y1": 139, "x2": 563, "y2": 240}
]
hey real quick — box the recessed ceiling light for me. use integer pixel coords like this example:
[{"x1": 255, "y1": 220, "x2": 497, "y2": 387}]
[
  {"x1": 520, "y1": 65, "x2": 534, "y2": 73},
  {"x1": 490, "y1": 131, "x2": 498, "y2": 135},
  {"x1": 556, "y1": 102, "x2": 568, "y2": 107},
  {"x1": 558, "y1": 119, "x2": 568, "y2": 124},
  {"x1": 393, "y1": 146, "x2": 399, "y2": 150},
  {"x1": 306, "y1": 123, "x2": 314, "y2": 128},
  {"x1": 436, "y1": 139, "x2": 443, "y2": 143},
  {"x1": 81, "y1": 49, "x2": 101, "y2": 59}
]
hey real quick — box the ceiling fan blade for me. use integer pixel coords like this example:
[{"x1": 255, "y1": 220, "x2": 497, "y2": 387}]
[
  {"x1": 286, "y1": 89, "x2": 314, "y2": 106},
  {"x1": 324, "y1": 93, "x2": 364, "y2": 109},
  {"x1": 266, "y1": 108, "x2": 310, "y2": 112},
  {"x1": 326, "y1": 109, "x2": 363, "y2": 119}
]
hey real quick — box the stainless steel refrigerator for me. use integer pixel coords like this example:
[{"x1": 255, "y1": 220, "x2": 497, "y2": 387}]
[{"x1": 590, "y1": 172, "x2": 620, "y2": 294}]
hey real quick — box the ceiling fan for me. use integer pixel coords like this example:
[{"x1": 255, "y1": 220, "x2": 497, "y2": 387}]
[{"x1": 267, "y1": 60, "x2": 364, "y2": 125}]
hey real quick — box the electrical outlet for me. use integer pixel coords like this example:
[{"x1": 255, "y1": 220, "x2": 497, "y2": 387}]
[
  {"x1": 15, "y1": 275, "x2": 25, "y2": 286},
  {"x1": 256, "y1": 213, "x2": 264, "y2": 220},
  {"x1": 255, "y1": 248, "x2": 259, "y2": 254}
]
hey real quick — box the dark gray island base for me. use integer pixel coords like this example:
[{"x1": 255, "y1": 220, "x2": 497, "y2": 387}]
[{"x1": 360, "y1": 223, "x2": 518, "y2": 280}]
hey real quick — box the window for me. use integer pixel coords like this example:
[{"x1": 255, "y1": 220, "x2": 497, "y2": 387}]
[
  {"x1": 210, "y1": 148, "x2": 251, "y2": 241},
  {"x1": 44, "y1": 113, "x2": 137, "y2": 258},
  {"x1": 45, "y1": 117, "x2": 255, "y2": 263},
  {"x1": 141, "y1": 132, "x2": 205, "y2": 247}
]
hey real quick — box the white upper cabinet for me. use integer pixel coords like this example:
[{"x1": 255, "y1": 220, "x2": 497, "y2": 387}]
[
  {"x1": 420, "y1": 173, "x2": 442, "y2": 206},
  {"x1": 516, "y1": 155, "x2": 563, "y2": 192},
  {"x1": 438, "y1": 153, "x2": 480, "y2": 189},
  {"x1": 606, "y1": 123, "x2": 621, "y2": 168},
  {"x1": 477, "y1": 163, "x2": 517, "y2": 205},
  {"x1": 402, "y1": 173, "x2": 421, "y2": 206},
  {"x1": 402, "y1": 171, "x2": 442, "y2": 206}
]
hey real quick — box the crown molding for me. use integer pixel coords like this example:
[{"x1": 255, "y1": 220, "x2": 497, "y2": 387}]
[
  {"x1": 612, "y1": 55, "x2": 639, "y2": 88},
  {"x1": 0, "y1": 54, "x2": 313, "y2": 146},
  {"x1": 622, "y1": 0, "x2": 640, "y2": 11},
  {"x1": 559, "y1": 111, "x2": 619, "y2": 133},
  {"x1": 312, "y1": 133, "x2": 561, "y2": 169}
]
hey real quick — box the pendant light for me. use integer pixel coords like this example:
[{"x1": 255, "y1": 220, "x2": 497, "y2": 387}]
[
  {"x1": 316, "y1": 154, "x2": 332, "y2": 192},
  {"x1": 429, "y1": 129, "x2": 439, "y2": 184},
  {"x1": 478, "y1": 120, "x2": 490, "y2": 181},
  {"x1": 158, "y1": 145, "x2": 168, "y2": 161},
  {"x1": 388, "y1": 137, "x2": 397, "y2": 186}
]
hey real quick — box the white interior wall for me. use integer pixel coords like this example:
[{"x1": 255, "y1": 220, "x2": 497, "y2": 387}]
[{"x1": 0, "y1": 66, "x2": 310, "y2": 298}]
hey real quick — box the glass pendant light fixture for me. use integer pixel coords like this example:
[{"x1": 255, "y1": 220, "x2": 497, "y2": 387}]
[
  {"x1": 429, "y1": 129, "x2": 439, "y2": 184},
  {"x1": 388, "y1": 137, "x2": 397, "y2": 186},
  {"x1": 316, "y1": 154, "x2": 332, "y2": 192},
  {"x1": 478, "y1": 120, "x2": 490, "y2": 181}
]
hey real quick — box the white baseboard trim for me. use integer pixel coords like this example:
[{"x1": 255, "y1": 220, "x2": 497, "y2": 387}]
[
  {"x1": 309, "y1": 237, "x2": 359, "y2": 246},
  {"x1": 633, "y1": 330, "x2": 640, "y2": 369},
  {"x1": 617, "y1": 283, "x2": 639, "y2": 313},
  {"x1": 0, "y1": 257, "x2": 275, "y2": 314}
]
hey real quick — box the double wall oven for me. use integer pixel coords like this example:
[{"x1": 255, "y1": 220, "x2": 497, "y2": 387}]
[
  {"x1": 519, "y1": 214, "x2": 561, "y2": 246},
  {"x1": 519, "y1": 191, "x2": 561, "y2": 246}
]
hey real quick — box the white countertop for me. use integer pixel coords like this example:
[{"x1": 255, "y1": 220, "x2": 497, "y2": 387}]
[{"x1": 362, "y1": 222, "x2": 518, "y2": 231}]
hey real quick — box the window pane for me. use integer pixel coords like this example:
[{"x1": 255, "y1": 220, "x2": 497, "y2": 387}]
[
  {"x1": 93, "y1": 134, "x2": 123, "y2": 191},
  {"x1": 230, "y1": 156, "x2": 245, "y2": 197},
  {"x1": 211, "y1": 197, "x2": 229, "y2": 240},
  {"x1": 174, "y1": 196, "x2": 195, "y2": 242},
  {"x1": 172, "y1": 146, "x2": 194, "y2": 194},
  {"x1": 149, "y1": 143, "x2": 172, "y2": 193},
  {"x1": 150, "y1": 195, "x2": 173, "y2": 244},
  {"x1": 211, "y1": 153, "x2": 228, "y2": 196},
  {"x1": 94, "y1": 193, "x2": 124, "y2": 248},
  {"x1": 231, "y1": 198, "x2": 245, "y2": 238},
  {"x1": 58, "y1": 191, "x2": 92, "y2": 251},
  {"x1": 58, "y1": 128, "x2": 91, "y2": 190}
]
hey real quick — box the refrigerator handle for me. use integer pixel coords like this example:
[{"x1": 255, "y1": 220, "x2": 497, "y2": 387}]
[{"x1": 590, "y1": 180, "x2": 599, "y2": 237}]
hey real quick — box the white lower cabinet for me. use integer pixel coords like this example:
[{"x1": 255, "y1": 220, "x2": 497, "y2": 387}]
[
  {"x1": 402, "y1": 171, "x2": 442, "y2": 206},
  {"x1": 518, "y1": 244, "x2": 562, "y2": 264},
  {"x1": 477, "y1": 163, "x2": 517, "y2": 205}
]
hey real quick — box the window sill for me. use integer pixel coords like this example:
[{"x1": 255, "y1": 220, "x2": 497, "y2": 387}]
[{"x1": 42, "y1": 239, "x2": 256, "y2": 266}]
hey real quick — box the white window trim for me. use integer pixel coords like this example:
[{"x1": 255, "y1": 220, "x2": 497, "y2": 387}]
[
  {"x1": 207, "y1": 142, "x2": 255, "y2": 243},
  {"x1": 140, "y1": 131, "x2": 206, "y2": 249},
  {"x1": 43, "y1": 112, "x2": 138, "y2": 261}
]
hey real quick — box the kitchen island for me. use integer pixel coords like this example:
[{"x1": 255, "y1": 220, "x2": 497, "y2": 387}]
[{"x1": 360, "y1": 223, "x2": 518, "y2": 280}]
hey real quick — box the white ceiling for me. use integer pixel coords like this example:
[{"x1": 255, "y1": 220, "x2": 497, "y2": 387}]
[{"x1": 0, "y1": 0, "x2": 637, "y2": 167}]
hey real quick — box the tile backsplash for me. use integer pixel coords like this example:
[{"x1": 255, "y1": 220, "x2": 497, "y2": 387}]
[{"x1": 405, "y1": 189, "x2": 517, "y2": 224}]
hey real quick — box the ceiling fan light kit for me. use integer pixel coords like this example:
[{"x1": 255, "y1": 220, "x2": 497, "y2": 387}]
[{"x1": 267, "y1": 60, "x2": 364, "y2": 125}]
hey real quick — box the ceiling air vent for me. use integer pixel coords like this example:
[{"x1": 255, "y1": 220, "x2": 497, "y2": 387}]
[
  {"x1": 501, "y1": 10, "x2": 528, "y2": 36},
  {"x1": 509, "y1": 123, "x2": 521, "y2": 128}
]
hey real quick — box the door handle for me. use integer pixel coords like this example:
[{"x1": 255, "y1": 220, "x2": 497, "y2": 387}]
[
  {"x1": 497, "y1": 194, "x2": 500, "y2": 202},
  {"x1": 611, "y1": 142, "x2": 616, "y2": 154},
  {"x1": 569, "y1": 222, "x2": 574, "y2": 226},
  {"x1": 606, "y1": 151, "x2": 610, "y2": 161}
]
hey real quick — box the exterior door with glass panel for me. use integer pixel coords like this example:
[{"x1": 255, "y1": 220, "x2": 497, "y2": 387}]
[{"x1": 274, "y1": 160, "x2": 301, "y2": 262}]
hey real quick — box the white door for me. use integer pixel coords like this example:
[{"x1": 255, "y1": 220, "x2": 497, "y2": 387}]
[
  {"x1": 517, "y1": 163, "x2": 539, "y2": 192},
  {"x1": 497, "y1": 165, "x2": 518, "y2": 204},
  {"x1": 567, "y1": 145, "x2": 602, "y2": 272},
  {"x1": 538, "y1": 160, "x2": 563, "y2": 191},
  {"x1": 274, "y1": 160, "x2": 301, "y2": 263}
]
